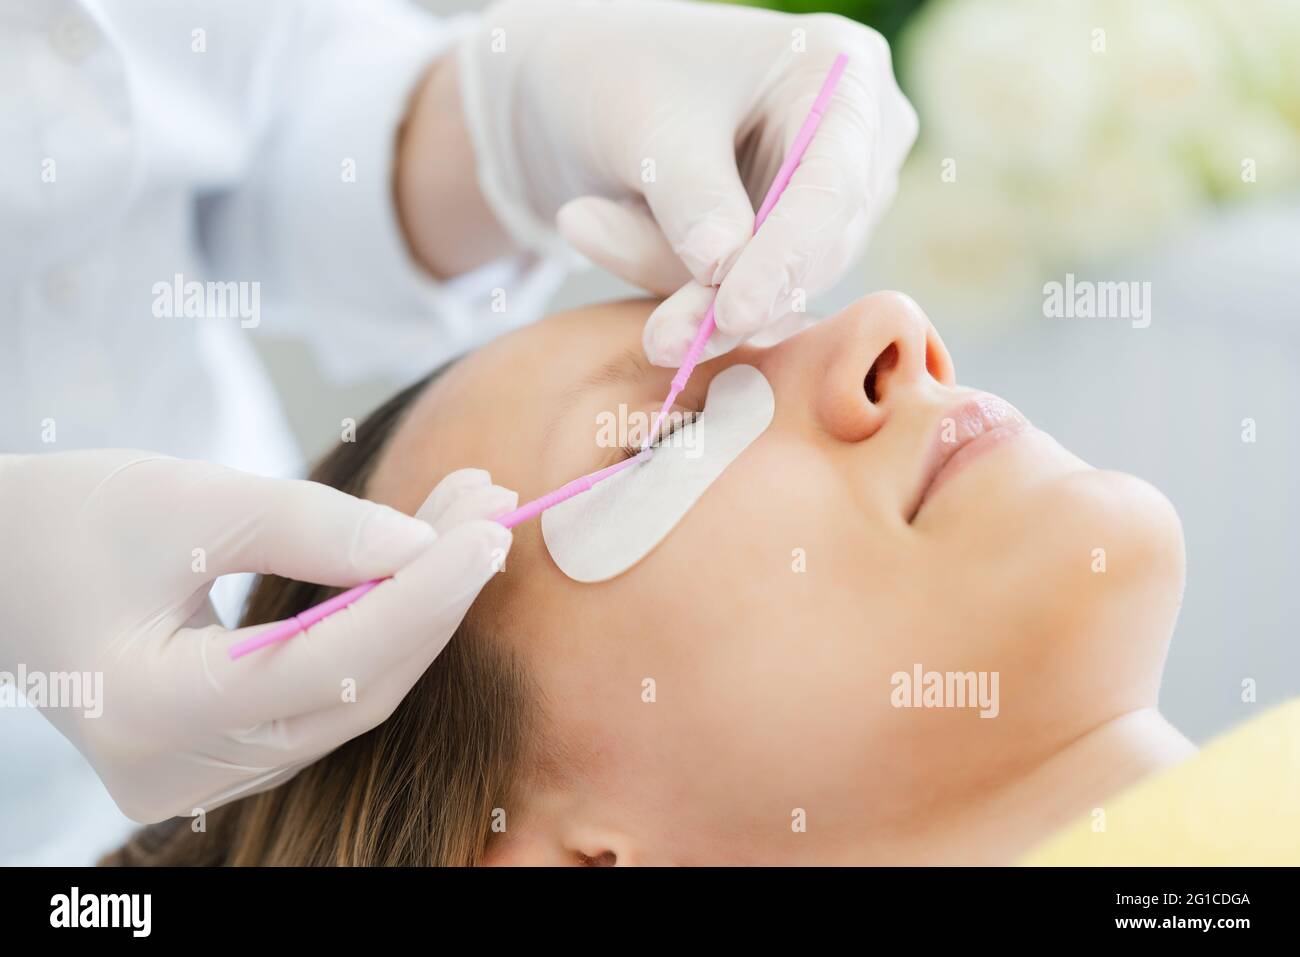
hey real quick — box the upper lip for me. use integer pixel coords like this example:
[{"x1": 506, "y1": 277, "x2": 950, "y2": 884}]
[{"x1": 907, "y1": 393, "x2": 1030, "y2": 521}]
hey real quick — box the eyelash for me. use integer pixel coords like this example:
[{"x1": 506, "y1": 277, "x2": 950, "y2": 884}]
[{"x1": 619, "y1": 411, "x2": 700, "y2": 460}]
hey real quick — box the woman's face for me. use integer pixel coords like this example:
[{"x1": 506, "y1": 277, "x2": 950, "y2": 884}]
[{"x1": 369, "y1": 292, "x2": 1185, "y2": 865}]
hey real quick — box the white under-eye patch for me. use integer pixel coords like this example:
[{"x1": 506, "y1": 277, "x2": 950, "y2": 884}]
[{"x1": 542, "y1": 364, "x2": 775, "y2": 582}]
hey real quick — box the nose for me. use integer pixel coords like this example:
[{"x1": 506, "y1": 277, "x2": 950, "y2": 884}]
[{"x1": 804, "y1": 292, "x2": 955, "y2": 443}]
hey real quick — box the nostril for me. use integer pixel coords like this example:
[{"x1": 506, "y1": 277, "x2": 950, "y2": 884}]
[{"x1": 864, "y1": 344, "x2": 899, "y2": 404}]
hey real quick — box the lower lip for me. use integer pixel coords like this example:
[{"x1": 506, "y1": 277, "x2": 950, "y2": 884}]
[{"x1": 918, "y1": 419, "x2": 1036, "y2": 512}]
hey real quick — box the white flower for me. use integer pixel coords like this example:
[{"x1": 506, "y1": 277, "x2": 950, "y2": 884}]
[
  {"x1": 889, "y1": 0, "x2": 1300, "y2": 308},
  {"x1": 1039, "y1": 132, "x2": 1203, "y2": 265},
  {"x1": 1090, "y1": 0, "x2": 1232, "y2": 148},
  {"x1": 901, "y1": 0, "x2": 1100, "y2": 174}
]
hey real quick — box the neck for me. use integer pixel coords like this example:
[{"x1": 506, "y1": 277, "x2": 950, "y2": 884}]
[{"x1": 846, "y1": 707, "x2": 1196, "y2": 865}]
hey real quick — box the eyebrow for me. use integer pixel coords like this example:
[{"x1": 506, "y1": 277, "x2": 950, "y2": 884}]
[
  {"x1": 579, "y1": 346, "x2": 654, "y2": 391},
  {"x1": 543, "y1": 346, "x2": 655, "y2": 448}
]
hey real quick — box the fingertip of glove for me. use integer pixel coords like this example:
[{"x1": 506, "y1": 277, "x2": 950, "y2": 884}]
[
  {"x1": 480, "y1": 518, "x2": 514, "y2": 557},
  {"x1": 674, "y1": 216, "x2": 750, "y2": 286},
  {"x1": 356, "y1": 504, "x2": 438, "y2": 571},
  {"x1": 422, "y1": 483, "x2": 518, "y2": 534},
  {"x1": 418, "y1": 469, "x2": 503, "y2": 526},
  {"x1": 416, "y1": 517, "x2": 512, "y2": 592},
  {"x1": 714, "y1": 276, "x2": 779, "y2": 338},
  {"x1": 644, "y1": 312, "x2": 694, "y2": 367},
  {"x1": 439, "y1": 467, "x2": 493, "y2": 491}
]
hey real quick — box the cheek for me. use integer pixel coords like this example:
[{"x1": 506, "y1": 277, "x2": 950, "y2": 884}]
[
  {"x1": 599, "y1": 448, "x2": 905, "y2": 786},
  {"x1": 639, "y1": 430, "x2": 921, "y2": 687},
  {"x1": 502, "y1": 426, "x2": 933, "y2": 822}
]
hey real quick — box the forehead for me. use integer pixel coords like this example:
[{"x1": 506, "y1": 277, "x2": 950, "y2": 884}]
[{"x1": 366, "y1": 299, "x2": 657, "y2": 515}]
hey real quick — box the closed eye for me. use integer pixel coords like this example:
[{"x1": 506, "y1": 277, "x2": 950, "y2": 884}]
[{"x1": 619, "y1": 411, "x2": 700, "y2": 460}]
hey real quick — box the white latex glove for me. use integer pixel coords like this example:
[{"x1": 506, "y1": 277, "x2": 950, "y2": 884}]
[
  {"x1": 0, "y1": 451, "x2": 514, "y2": 823},
  {"x1": 457, "y1": 0, "x2": 917, "y2": 366}
]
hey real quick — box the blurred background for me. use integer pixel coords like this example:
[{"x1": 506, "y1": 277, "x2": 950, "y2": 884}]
[
  {"x1": 3, "y1": 0, "x2": 1296, "y2": 868},
  {"x1": 256, "y1": 0, "x2": 1299, "y2": 745}
]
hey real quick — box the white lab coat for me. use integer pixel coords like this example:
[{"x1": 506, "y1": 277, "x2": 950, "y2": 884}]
[{"x1": 0, "y1": 0, "x2": 566, "y2": 863}]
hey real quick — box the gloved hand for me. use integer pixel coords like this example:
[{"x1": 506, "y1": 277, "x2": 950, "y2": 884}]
[
  {"x1": 0, "y1": 451, "x2": 514, "y2": 823},
  {"x1": 457, "y1": 0, "x2": 917, "y2": 366}
]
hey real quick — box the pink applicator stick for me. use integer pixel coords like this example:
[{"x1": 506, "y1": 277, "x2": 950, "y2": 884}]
[
  {"x1": 228, "y1": 578, "x2": 385, "y2": 659},
  {"x1": 492, "y1": 447, "x2": 652, "y2": 529},
  {"x1": 230, "y1": 53, "x2": 849, "y2": 663},
  {"x1": 228, "y1": 449, "x2": 653, "y2": 660},
  {"x1": 645, "y1": 52, "x2": 849, "y2": 447}
]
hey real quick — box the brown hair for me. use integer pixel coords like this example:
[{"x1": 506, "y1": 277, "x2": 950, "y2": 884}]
[{"x1": 101, "y1": 369, "x2": 537, "y2": 866}]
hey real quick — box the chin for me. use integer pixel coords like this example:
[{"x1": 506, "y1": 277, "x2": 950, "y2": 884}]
[
  {"x1": 1035, "y1": 467, "x2": 1187, "y2": 644},
  {"x1": 1082, "y1": 468, "x2": 1185, "y2": 589},
  {"x1": 955, "y1": 443, "x2": 1185, "y2": 630}
]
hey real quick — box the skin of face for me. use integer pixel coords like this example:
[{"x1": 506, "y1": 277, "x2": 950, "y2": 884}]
[{"x1": 367, "y1": 292, "x2": 1187, "y2": 866}]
